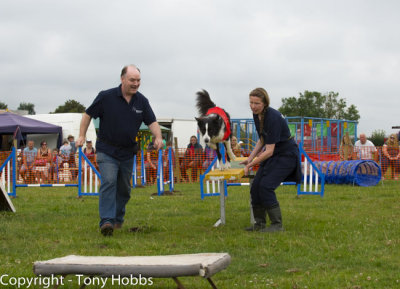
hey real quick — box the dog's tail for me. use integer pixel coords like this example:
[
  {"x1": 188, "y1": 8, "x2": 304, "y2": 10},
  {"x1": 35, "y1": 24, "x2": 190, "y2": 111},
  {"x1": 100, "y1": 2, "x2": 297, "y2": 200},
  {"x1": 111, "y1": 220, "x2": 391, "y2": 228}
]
[{"x1": 196, "y1": 89, "x2": 216, "y2": 116}]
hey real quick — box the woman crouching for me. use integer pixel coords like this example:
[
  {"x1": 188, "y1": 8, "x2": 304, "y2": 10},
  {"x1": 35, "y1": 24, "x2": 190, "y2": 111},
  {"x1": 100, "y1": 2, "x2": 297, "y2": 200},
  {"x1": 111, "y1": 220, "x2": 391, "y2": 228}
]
[{"x1": 241, "y1": 88, "x2": 301, "y2": 232}]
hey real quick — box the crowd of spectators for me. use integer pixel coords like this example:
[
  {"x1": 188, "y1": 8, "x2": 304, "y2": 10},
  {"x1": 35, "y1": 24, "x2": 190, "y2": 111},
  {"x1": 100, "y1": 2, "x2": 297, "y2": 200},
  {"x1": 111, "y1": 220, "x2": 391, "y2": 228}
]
[
  {"x1": 17, "y1": 135, "x2": 92, "y2": 184},
  {"x1": 339, "y1": 132, "x2": 400, "y2": 180}
]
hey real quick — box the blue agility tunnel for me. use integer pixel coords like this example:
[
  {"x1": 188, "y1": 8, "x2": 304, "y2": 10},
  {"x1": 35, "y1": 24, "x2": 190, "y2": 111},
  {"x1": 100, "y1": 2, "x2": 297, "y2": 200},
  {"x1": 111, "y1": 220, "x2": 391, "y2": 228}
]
[{"x1": 313, "y1": 160, "x2": 381, "y2": 187}]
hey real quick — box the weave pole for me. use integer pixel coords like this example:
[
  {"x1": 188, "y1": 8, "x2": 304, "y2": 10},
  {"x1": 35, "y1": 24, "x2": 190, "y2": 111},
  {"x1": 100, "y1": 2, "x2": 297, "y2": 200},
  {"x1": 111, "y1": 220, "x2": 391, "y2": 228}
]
[{"x1": 157, "y1": 147, "x2": 175, "y2": 196}]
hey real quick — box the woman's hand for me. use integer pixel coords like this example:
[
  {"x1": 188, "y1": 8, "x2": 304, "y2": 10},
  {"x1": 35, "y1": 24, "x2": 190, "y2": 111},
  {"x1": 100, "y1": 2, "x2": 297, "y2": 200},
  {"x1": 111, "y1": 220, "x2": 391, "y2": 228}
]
[
  {"x1": 241, "y1": 157, "x2": 255, "y2": 176},
  {"x1": 244, "y1": 164, "x2": 251, "y2": 176},
  {"x1": 240, "y1": 158, "x2": 250, "y2": 166}
]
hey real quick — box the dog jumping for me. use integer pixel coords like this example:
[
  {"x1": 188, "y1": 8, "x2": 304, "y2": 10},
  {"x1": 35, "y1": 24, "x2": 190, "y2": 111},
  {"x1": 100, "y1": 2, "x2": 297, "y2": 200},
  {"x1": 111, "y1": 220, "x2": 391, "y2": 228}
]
[{"x1": 195, "y1": 89, "x2": 236, "y2": 170}]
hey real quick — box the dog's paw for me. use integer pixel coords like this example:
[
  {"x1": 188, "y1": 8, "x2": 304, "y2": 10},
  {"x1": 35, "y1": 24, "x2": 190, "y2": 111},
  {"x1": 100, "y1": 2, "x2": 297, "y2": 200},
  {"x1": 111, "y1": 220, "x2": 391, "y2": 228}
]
[
  {"x1": 216, "y1": 160, "x2": 221, "y2": 170},
  {"x1": 216, "y1": 160, "x2": 224, "y2": 171},
  {"x1": 219, "y1": 161, "x2": 231, "y2": 171}
]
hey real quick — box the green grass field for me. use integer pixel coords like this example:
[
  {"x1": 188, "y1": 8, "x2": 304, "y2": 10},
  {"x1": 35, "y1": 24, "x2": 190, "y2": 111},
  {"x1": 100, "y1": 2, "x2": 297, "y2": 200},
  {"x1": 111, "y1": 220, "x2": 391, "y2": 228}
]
[{"x1": 1, "y1": 181, "x2": 399, "y2": 288}]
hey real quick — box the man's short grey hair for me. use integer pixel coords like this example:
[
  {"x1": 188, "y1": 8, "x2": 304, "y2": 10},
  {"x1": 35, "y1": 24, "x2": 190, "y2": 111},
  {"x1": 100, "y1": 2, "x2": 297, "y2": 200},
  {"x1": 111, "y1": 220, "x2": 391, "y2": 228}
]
[{"x1": 121, "y1": 65, "x2": 141, "y2": 77}]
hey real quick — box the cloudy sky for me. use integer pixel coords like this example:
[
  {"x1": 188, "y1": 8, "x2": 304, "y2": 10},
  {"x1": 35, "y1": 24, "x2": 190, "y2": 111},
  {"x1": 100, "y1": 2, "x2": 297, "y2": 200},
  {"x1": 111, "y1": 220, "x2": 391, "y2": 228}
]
[{"x1": 1, "y1": 0, "x2": 399, "y2": 136}]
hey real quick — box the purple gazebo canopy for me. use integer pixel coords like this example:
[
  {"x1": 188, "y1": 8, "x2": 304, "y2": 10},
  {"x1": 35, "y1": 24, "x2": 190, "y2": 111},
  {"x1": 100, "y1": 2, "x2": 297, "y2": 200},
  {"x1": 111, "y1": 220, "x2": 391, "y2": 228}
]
[{"x1": 0, "y1": 112, "x2": 63, "y2": 147}]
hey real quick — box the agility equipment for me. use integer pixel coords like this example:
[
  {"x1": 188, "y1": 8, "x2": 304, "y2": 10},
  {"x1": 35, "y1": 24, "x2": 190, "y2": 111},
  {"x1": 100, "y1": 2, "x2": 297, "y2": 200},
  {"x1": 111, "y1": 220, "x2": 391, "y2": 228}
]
[
  {"x1": 79, "y1": 149, "x2": 101, "y2": 196},
  {"x1": 132, "y1": 150, "x2": 148, "y2": 187},
  {"x1": 312, "y1": 159, "x2": 381, "y2": 186},
  {"x1": 0, "y1": 180, "x2": 15, "y2": 212},
  {"x1": 156, "y1": 147, "x2": 174, "y2": 195},
  {"x1": 201, "y1": 143, "x2": 325, "y2": 200},
  {"x1": 0, "y1": 147, "x2": 97, "y2": 198},
  {"x1": 204, "y1": 167, "x2": 245, "y2": 227},
  {"x1": 201, "y1": 155, "x2": 311, "y2": 227},
  {"x1": 199, "y1": 143, "x2": 326, "y2": 227},
  {"x1": 200, "y1": 156, "x2": 222, "y2": 199},
  {"x1": 298, "y1": 143, "x2": 325, "y2": 197},
  {"x1": 0, "y1": 149, "x2": 15, "y2": 198},
  {"x1": 201, "y1": 143, "x2": 270, "y2": 227},
  {"x1": 1, "y1": 146, "x2": 175, "y2": 198},
  {"x1": 33, "y1": 253, "x2": 231, "y2": 289}
]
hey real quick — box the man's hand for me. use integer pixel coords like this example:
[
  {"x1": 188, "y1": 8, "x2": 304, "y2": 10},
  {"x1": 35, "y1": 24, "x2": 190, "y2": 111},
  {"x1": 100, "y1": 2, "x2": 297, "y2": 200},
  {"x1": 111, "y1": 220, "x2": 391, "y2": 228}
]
[
  {"x1": 77, "y1": 113, "x2": 91, "y2": 147},
  {"x1": 148, "y1": 122, "x2": 162, "y2": 150},
  {"x1": 153, "y1": 137, "x2": 163, "y2": 150}
]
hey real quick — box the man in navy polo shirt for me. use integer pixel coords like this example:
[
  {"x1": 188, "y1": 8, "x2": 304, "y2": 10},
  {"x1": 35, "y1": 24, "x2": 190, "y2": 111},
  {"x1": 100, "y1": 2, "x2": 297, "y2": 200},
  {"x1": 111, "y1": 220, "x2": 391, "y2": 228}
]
[{"x1": 77, "y1": 65, "x2": 162, "y2": 236}]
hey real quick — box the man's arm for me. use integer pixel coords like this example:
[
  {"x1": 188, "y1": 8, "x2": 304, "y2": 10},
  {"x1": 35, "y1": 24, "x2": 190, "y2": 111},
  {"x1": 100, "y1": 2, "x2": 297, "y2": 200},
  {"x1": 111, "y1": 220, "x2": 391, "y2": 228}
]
[
  {"x1": 148, "y1": 122, "x2": 163, "y2": 150},
  {"x1": 76, "y1": 113, "x2": 92, "y2": 147}
]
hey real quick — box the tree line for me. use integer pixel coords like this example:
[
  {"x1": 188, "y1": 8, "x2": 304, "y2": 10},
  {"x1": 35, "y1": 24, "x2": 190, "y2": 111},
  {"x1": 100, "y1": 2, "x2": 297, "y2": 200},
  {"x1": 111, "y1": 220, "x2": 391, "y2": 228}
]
[
  {"x1": 2, "y1": 90, "x2": 360, "y2": 120},
  {"x1": 5, "y1": 92, "x2": 390, "y2": 141},
  {"x1": 0, "y1": 100, "x2": 86, "y2": 114},
  {"x1": 278, "y1": 90, "x2": 359, "y2": 121}
]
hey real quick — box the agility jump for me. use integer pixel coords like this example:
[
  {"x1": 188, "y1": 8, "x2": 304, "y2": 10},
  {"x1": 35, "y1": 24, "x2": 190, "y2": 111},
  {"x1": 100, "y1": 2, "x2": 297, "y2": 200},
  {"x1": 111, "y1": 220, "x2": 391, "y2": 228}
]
[{"x1": 0, "y1": 146, "x2": 175, "y2": 198}]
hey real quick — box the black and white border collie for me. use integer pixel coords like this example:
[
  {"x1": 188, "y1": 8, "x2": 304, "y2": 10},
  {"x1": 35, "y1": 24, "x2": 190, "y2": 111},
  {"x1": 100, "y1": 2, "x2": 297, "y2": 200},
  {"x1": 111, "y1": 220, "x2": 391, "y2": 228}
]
[{"x1": 195, "y1": 90, "x2": 236, "y2": 170}]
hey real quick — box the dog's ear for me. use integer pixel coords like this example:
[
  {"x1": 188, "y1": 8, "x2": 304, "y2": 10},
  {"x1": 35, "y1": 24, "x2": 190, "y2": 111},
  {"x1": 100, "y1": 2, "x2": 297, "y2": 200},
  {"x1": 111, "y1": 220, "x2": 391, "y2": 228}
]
[{"x1": 212, "y1": 114, "x2": 222, "y2": 125}]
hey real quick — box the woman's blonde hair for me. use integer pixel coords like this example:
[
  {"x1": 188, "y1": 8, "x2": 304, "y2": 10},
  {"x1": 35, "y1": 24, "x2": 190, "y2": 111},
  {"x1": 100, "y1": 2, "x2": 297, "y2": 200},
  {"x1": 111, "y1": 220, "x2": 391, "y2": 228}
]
[
  {"x1": 249, "y1": 88, "x2": 270, "y2": 144},
  {"x1": 340, "y1": 132, "x2": 353, "y2": 160},
  {"x1": 341, "y1": 132, "x2": 353, "y2": 146},
  {"x1": 387, "y1": 133, "x2": 398, "y2": 147}
]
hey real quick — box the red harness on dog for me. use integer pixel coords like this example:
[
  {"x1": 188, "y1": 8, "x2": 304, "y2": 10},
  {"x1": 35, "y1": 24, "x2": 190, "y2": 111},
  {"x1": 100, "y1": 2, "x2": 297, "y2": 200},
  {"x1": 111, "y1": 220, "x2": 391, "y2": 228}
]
[{"x1": 206, "y1": 107, "x2": 231, "y2": 141}]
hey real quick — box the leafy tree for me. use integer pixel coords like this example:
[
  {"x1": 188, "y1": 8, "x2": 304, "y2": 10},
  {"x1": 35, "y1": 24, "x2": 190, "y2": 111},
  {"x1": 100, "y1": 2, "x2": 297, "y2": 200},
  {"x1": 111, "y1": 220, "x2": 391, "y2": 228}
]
[
  {"x1": 343, "y1": 104, "x2": 360, "y2": 121},
  {"x1": 53, "y1": 100, "x2": 86, "y2": 113},
  {"x1": 278, "y1": 90, "x2": 360, "y2": 121},
  {"x1": 279, "y1": 91, "x2": 325, "y2": 118},
  {"x1": 18, "y1": 102, "x2": 36, "y2": 115},
  {"x1": 369, "y1": 129, "x2": 386, "y2": 146},
  {"x1": 0, "y1": 101, "x2": 8, "y2": 109}
]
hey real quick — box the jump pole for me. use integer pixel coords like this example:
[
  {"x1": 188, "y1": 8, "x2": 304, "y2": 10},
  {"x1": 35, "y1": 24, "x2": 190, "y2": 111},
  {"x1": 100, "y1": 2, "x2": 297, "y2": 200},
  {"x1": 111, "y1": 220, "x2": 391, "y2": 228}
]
[{"x1": 204, "y1": 168, "x2": 245, "y2": 227}]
